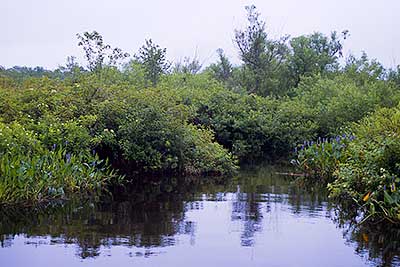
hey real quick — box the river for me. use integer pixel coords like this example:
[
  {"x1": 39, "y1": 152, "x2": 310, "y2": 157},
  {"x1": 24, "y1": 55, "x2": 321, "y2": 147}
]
[{"x1": 1, "y1": 165, "x2": 399, "y2": 267}]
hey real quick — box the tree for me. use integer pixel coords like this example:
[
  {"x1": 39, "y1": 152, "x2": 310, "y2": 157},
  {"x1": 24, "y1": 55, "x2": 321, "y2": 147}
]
[
  {"x1": 289, "y1": 31, "x2": 348, "y2": 87},
  {"x1": 208, "y1": 48, "x2": 233, "y2": 82},
  {"x1": 388, "y1": 65, "x2": 400, "y2": 87},
  {"x1": 135, "y1": 39, "x2": 170, "y2": 87},
  {"x1": 234, "y1": 5, "x2": 289, "y2": 96},
  {"x1": 77, "y1": 31, "x2": 129, "y2": 72},
  {"x1": 173, "y1": 56, "x2": 202, "y2": 75},
  {"x1": 64, "y1": 56, "x2": 80, "y2": 72},
  {"x1": 0, "y1": 66, "x2": 53, "y2": 81},
  {"x1": 54, "y1": 56, "x2": 84, "y2": 80},
  {"x1": 344, "y1": 52, "x2": 386, "y2": 84}
]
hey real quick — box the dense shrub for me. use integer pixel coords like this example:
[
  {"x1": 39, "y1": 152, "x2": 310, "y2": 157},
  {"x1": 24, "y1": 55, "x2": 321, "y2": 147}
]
[
  {"x1": 329, "y1": 107, "x2": 400, "y2": 223},
  {"x1": 96, "y1": 88, "x2": 237, "y2": 175},
  {"x1": 1, "y1": 55, "x2": 400, "y2": 211},
  {"x1": 294, "y1": 135, "x2": 353, "y2": 184},
  {"x1": 182, "y1": 87, "x2": 316, "y2": 160},
  {"x1": 0, "y1": 122, "x2": 118, "y2": 205},
  {"x1": 0, "y1": 75, "x2": 238, "y2": 179},
  {"x1": 295, "y1": 107, "x2": 400, "y2": 223},
  {"x1": 293, "y1": 75, "x2": 400, "y2": 136}
]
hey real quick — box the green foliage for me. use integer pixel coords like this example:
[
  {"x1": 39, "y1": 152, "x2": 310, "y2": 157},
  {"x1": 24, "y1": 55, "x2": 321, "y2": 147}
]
[
  {"x1": 187, "y1": 88, "x2": 316, "y2": 160},
  {"x1": 234, "y1": 5, "x2": 290, "y2": 96},
  {"x1": 328, "y1": 107, "x2": 400, "y2": 223},
  {"x1": 180, "y1": 125, "x2": 238, "y2": 175},
  {"x1": 158, "y1": 68, "x2": 397, "y2": 164},
  {"x1": 135, "y1": 39, "x2": 170, "y2": 87},
  {"x1": 295, "y1": 107, "x2": 400, "y2": 223},
  {"x1": 0, "y1": 70, "x2": 237, "y2": 180},
  {"x1": 0, "y1": 148, "x2": 116, "y2": 205},
  {"x1": 294, "y1": 135, "x2": 353, "y2": 184},
  {"x1": 77, "y1": 31, "x2": 129, "y2": 72},
  {"x1": 293, "y1": 74, "x2": 400, "y2": 135},
  {"x1": 193, "y1": 90, "x2": 276, "y2": 159},
  {"x1": 123, "y1": 60, "x2": 148, "y2": 89},
  {"x1": 0, "y1": 76, "x2": 222, "y2": 205},
  {"x1": 0, "y1": 122, "x2": 118, "y2": 205},
  {"x1": 288, "y1": 31, "x2": 348, "y2": 86},
  {"x1": 95, "y1": 88, "x2": 237, "y2": 175}
]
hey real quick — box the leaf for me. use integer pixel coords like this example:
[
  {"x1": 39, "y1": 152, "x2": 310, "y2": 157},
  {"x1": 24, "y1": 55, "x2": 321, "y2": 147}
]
[{"x1": 384, "y1": 190, "x2": 394, "y2": 205}]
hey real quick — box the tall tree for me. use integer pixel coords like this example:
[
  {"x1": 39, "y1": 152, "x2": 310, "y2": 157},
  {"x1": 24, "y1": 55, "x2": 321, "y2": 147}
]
[
  {"x1": 208, "y1": 48, "x2": 233, "y2": 82},
  {"x1": 289, "y1": 31, "x2": 348, "y2": 86},
  {"x1": 135, "y1": 39, "x2": 170, "y2": 87},
  {"x1": 77, "y1": 31, "x2": 129, "y2": 72},
  {"x1": 235, "y1": 5, "x2": 289, "y2": 96},
  {"x1": 173, "y1": 56, "x2": 202, "y2": 75},
  {"x1": 344, "y1": 52, "x2": 386, "y2": 84}
]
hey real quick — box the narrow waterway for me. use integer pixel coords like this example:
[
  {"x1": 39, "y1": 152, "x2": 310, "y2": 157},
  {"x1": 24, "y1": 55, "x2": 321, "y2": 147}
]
[{"x1": 1, "y1": 165, "x2": 399, "y2": 267}]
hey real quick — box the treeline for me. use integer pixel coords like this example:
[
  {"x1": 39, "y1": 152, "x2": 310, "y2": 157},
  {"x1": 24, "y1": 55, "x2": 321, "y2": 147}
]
[{"x1": 0, "y1": 6, "x2": 400, "y2": 211}]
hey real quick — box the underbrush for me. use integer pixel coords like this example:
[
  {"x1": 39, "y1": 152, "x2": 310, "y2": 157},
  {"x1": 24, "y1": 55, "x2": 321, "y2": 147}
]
[{"x1": 294, "y1": 107, "x2": 400, "y2": 223}]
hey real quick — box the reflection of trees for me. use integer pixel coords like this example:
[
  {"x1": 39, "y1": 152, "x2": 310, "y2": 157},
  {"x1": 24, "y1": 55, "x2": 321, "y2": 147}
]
[
  {"x1": 231, "y1": 164, "x2": 330, "y2": 247},
  {"x1": 0, "y1": 192, "x2": 195, "y2": 259},
  {"x1": 286, "y1": 186, "x2": 327, "y2": 217},
  {"x1": 332, "y1": 208, "x2": 400, "y2": 267},
  {"x1": 231, "y1": 190, "x2": 263, "y2": 247},
  {"x1": 0, "y1": 175, "x2": 230, "y2": 259},
  {"x1": 2, "y1": 165, "x2": 399, "y2": 266}
]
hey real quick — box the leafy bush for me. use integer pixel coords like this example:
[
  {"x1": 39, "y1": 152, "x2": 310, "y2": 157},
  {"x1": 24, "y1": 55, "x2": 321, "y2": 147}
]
[
  {"x1": 186, "y1": 88, "x2": 317, "y2": 160},
  {"x1": 294, "y1": 107, "x2": 400, "y2": 223},
  {"x1": 0, "y1": 74, "x2": 238, "y2": 181},
  {"x1": 0, "y1": 122, "x2": 118, "y2": 205},
  {"x1": 180, "y1": 125, "x2": 237, "y2": 175},
  {"x1": 328, "y1": 107, "x2": 400, "y2": 223},
  {"x1": 294, "y1": 135, "x2": 354, "y2": 184},
  {"x1": 96, "y1": 88, "x2": 237, "y2": 175},
  {"x1": 294, "y1": 75, "x2": 400, "y2": 135}
]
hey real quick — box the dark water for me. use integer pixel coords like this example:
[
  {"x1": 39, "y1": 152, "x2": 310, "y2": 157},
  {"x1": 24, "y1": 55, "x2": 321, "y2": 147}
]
[{"x1": 1, "y1": 165, "x2": 399, "y2": 267}]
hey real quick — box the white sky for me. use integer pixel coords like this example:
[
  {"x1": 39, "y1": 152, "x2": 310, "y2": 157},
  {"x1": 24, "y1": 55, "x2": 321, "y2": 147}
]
[{"x1": 1, "y1": 0, "x2": 399, "y2": 69}]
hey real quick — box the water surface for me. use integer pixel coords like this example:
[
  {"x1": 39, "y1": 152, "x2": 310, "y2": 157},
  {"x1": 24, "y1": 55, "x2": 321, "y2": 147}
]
[{"x1": 1, "y1": 165, "x2": 399, "y2": 267}]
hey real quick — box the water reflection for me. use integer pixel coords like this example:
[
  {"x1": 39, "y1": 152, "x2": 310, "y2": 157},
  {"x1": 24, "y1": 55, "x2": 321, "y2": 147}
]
[
  {"x1": 0, "y1": 165, "x2": 399, "y2": 267},
  {"x1": 0, "y1": 192, "x2": 194, "y2": 258},
  {"x1": 332, "y1": 208, "x2": 400, "y2": 267}
]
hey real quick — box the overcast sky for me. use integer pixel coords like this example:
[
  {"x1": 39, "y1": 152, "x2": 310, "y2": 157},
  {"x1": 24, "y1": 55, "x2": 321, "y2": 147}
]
[{"x1": 1, "y1": 0, "x2": 399, "y2": 69}]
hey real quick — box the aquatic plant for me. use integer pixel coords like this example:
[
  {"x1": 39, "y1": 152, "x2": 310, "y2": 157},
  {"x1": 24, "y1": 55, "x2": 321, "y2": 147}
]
[
  {"x1": 294, "y1": 107, "x2": 400, "y2": 223},
  {"x1": 293, "y1": 134, "x2": 354, "y2": 184},
  {"x1": 0, "y1": 122, "x2": 119, "y2": 205}
]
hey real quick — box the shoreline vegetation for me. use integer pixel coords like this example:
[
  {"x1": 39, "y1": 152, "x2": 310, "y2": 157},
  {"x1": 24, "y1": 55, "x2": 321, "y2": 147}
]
[{"x1": 0, "y1": 6, "x2": 399, "y2": 224}]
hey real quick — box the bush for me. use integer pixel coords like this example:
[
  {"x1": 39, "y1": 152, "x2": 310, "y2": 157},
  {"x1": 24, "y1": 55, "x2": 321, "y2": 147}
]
[
  {"x1": 294, "y1": 106, "x2": 400, "y2": 223},
  {"x1": 0, "y1": 122, "x2": 118, "y2": 205},
  {"x1": 294, "y1": 135, "x2": 354, "y2": 184},
  {"x1": 96, "y1": 88, "x2": 237, "y2": 175},
  {"x1": 328, "y1": 107, "x2": 400, "y2": 223}
]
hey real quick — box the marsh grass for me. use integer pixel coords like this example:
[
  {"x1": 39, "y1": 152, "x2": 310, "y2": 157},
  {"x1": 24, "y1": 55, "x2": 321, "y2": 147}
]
[{"x1": 0, "y1": 147, "x2": 119, "y2": 206}]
